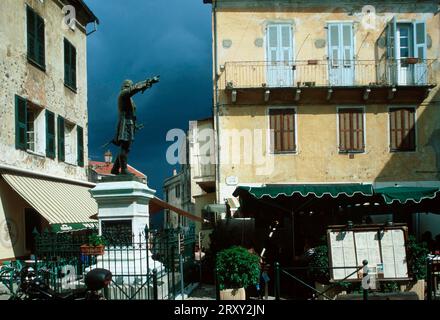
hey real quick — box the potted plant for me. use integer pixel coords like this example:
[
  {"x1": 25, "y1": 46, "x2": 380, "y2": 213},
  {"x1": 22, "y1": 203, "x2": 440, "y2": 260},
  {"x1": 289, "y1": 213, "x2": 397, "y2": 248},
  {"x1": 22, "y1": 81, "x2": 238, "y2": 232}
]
[
  {"x1": 80, "y1": 234, "x2": 107, "y2": 256},
  {"x1": 402, "y1": 236, "x2": 429, "y2": 300},
  {"x1": 405, "y1": 57, "x2": 419, "y2": 64},
  {"x1": 215, "y1": 246, "x2": 261, "y2": 300}
]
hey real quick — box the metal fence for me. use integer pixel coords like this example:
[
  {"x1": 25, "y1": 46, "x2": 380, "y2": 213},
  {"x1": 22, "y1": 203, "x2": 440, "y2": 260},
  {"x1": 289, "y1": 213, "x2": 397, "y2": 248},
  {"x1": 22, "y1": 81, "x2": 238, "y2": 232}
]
[
  {"x1": 30, "y1": 226, "x2": 197, "y2": 300},
  {"x1": 224, "y1": 59, "x2": 437, "y2": 89},
  {"x1": 427, "y1": 254, "x2": 440, "y2": 300},
  {"x1": 272, "y1": 261, "x2": 368, "y2": 300}
]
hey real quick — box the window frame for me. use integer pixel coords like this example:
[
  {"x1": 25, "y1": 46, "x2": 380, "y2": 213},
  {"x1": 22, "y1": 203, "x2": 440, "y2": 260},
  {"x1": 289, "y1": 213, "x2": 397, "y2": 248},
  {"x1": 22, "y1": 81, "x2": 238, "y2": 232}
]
[
  {"x1": 15, "y1": 95, "x2": 46, "y2": 156},
  {"x1": 26, "y1": 101, "x2": 45, "y2": 156},
  {"x1": 267, "y1": 107, "x2": 298, "y2": 155},
  {"x1": 337, "y1": 106, "x2": 366, "y2": 154},
  {"x1": 388, "y1": 106, "x2": 417, "y2": 153},
  {"x1": 175, "y1": 184, "x2": 181, "y2": 198}
]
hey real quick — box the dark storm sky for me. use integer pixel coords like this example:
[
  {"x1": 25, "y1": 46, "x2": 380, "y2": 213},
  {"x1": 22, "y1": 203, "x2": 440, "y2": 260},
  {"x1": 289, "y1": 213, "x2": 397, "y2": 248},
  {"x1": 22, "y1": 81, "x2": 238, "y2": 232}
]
[{"x1": 84, "y1": 0, "x2": 213, "y2": 196}]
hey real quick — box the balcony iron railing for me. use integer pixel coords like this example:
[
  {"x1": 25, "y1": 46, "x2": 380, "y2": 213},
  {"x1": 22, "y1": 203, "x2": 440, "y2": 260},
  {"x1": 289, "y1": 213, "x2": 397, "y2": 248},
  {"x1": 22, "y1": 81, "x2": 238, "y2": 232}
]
[
  {"x1": 193, "y1": 155, "x2": 215, "y2": 180},
  {"x1": 224, "y1": 59, "x2": 437, "y2": 89}
]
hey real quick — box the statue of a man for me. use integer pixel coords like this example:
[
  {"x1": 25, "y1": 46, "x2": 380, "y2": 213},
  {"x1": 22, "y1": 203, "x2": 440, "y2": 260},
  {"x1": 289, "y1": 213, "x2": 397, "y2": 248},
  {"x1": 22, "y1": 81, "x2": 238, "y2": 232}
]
[{"x1": 111, "y1": 76, "x2": 159, "y2": 175}]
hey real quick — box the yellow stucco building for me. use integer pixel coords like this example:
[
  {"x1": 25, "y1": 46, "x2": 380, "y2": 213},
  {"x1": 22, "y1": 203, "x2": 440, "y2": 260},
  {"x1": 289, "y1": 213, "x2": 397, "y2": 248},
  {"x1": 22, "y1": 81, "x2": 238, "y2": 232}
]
[{"x1": 204, "y1": 0, "x2": 440, "y2": 256}]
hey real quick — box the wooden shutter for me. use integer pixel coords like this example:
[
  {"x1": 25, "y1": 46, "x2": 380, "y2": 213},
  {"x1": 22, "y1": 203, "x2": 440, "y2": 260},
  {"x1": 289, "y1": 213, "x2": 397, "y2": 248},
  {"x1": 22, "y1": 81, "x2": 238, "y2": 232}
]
[
  {"x1": 342, "y1": 24, "x2": 353, "y2": 67},
  {"x1": 329, "y1": 24, "x2": 340, "y2": 67},
  {"x1": 267, "y1": 25, "x2": 279, "y2": 63},
  {"x1": 57, "y1": 116, "x2": 65, "y2": 162},
  {"x1": 280, "y1": 25, "x2": 292, "y2": 63},
  {"x1": 64, "y1": 39, "x2": 70, "y2": 86},
  {"x1": 339, "y1": 109, "x2": 364, "y2": 152},
  {"x1": 413, "y1": 21, "x2": 427, "y2": 84},
  {"x1": 269, "y1": 109, "x2": 295, "y2": 153},
  {"x1": 27, "y1": 6, "x2": 45, "y2": 67},
  {"x1": 64, "y1": 39, "x2": 77, "y2": 89},
  {"x1": 15, "y1": 95, "x2": 27, "y2": 150},
  {"x1": 413, "y1": 21, "x2": 427, "y2": 60},
  {"x1": 45, "y1": 110, "x2": 55, "y2": 158},
  {"x1": 71, "y1": 45, "x2": 76, "y2": 88},
  {"x1": 77, "y1": 126, "x2": 84, "y2": 167},
  {"x1": 390, "y1": 108, "x2": 415, "y2": 151},
  {"x1": 36, "y1": 14, "x2": 45, "y2": 67}
]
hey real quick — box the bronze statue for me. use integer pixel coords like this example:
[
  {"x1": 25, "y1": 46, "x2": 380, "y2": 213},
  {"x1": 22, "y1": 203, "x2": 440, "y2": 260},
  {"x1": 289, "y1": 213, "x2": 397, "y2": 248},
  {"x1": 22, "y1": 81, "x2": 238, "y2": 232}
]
[{"x1": 110, "y1": 76, "x2": 160, "y2": 175}]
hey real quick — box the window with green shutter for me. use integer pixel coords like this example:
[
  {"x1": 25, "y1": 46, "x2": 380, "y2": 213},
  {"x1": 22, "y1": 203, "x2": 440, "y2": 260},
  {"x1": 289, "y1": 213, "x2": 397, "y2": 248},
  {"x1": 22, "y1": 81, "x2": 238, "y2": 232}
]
[
  {"x1": 57, "y1": 116, "x2": 65, "y2": 162},
  {"x1": 64, "y1": 39, "x2": 77, "y2": 90},
  {"x1": 77, "y1": 126, "x2": 84, "y2": 167},
  {"x1": 15, "y1": 95, "x2": 27, "y2": 150},
  {"x1": 27, "y1": 6, "x2": 45, "y2": 70},
  {"x1": 45, "y1": 110, "x2": 56, "y2": 159}
]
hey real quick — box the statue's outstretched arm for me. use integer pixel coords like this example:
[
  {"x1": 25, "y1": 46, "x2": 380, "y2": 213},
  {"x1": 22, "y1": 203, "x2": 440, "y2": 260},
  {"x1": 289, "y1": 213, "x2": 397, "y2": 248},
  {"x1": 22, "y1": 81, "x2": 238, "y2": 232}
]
[{"x1": 121, "y1": 76, "x2": 160, "y2": 97}]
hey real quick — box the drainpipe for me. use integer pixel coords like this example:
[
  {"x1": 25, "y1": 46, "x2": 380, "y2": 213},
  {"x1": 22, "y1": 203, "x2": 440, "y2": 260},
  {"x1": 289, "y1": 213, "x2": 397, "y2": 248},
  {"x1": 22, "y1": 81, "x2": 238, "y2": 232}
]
[{"x1": 212, "y1": 0, "x2": 221, "y2": 204}]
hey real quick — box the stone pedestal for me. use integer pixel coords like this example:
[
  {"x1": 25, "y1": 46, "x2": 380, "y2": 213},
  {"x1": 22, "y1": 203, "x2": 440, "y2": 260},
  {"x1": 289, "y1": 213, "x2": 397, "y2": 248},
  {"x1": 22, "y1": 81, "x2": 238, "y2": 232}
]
[
  {"x1": 89, "y1": 176, "x2": 166, "y2": 295},
  {"x1": 90, "y1": 176, "x2": 155, "y2": 236}
]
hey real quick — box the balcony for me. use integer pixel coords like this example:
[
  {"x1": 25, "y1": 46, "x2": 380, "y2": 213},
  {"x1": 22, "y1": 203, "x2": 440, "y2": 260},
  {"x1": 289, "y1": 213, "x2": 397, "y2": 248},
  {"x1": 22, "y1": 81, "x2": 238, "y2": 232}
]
[
  {"x1": 193, "y1": 155, "x2": 216, "y2": 193},
  {"x1": 223, "y1": 59, "x2": 437, "y2": 104}
]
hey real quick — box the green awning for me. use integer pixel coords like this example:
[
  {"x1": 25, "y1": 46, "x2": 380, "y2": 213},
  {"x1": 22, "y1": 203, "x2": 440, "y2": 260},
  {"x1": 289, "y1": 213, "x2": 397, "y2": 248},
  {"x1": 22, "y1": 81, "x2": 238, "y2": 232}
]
[
  {"x1": 51, "y1": 222, "x2": 98, "y2": 234},
  {"x1": 374, "y1": 187, "x2": 440, "y2": 204},
  {"x1": 233, "y1": 184, "x2": 374, "y2": 199}
]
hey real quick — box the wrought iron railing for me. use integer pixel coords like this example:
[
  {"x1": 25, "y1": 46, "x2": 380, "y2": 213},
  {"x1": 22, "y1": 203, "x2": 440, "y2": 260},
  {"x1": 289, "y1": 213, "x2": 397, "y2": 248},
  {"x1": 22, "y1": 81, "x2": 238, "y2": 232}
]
[
  {"x1": 224, "y1": 59, "x2": 437, "y2": 89},
  {"x1": 28, "y1": 227, "x2": 198, "y2": 300}
]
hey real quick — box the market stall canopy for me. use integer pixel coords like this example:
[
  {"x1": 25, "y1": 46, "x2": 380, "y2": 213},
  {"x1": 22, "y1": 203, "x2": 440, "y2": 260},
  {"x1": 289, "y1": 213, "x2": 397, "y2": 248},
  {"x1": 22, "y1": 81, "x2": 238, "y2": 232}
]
[
  {"x1": 2, "y1": 173, "x2": 98, "y2": 231},
  {"x1": 233, "y1": 184, "x2": 374, "y2": 199},
  {"x1": 374, "y1": 186, "x2": 440, "y2": 204}
]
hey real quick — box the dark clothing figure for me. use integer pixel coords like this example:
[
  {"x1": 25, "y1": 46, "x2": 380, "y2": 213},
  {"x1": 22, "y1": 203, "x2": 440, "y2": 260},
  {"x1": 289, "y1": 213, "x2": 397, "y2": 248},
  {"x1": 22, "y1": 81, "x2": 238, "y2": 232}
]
[{"x1": 111, "y1": 77, "x2": 159, "y2": 175}]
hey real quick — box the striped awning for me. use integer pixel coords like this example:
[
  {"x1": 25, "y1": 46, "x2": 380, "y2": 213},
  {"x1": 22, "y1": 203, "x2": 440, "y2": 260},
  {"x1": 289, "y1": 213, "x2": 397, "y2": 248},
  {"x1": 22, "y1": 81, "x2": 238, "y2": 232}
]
[{"x1": 2, "y1": 173, "x2": 98, "y2": 227}]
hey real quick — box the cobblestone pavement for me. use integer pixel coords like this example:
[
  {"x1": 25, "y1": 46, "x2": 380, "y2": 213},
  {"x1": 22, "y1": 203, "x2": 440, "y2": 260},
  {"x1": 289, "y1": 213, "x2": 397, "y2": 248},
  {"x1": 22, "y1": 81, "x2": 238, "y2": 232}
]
[{"x1": 186, "y1": 285, "x2": 216, "y2": 300}]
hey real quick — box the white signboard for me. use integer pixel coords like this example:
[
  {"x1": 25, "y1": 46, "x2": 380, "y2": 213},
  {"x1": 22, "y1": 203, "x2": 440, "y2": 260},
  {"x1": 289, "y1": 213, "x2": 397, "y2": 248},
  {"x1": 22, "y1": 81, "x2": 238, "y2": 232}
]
[{"x1": 328, "y1": 227, "x2": 408, "y2": 281}]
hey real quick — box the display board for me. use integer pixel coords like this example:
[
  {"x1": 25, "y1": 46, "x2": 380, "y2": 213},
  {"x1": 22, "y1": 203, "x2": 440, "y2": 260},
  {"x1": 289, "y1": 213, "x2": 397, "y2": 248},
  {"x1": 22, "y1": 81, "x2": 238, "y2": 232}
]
[{"x1": 328, "y1": 226, "x2": 408, "y2": 281}]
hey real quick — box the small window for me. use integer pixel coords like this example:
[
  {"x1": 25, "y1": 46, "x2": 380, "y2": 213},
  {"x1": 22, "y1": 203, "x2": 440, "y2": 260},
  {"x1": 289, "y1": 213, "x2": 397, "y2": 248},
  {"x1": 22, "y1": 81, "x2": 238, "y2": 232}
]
[
  {"x1": 389, "y1": 108, "x2": 416, "y2": 152},
  {"x1": 175, "y1": 184, "x2": 181, "y2": 198},
  {"x1": 269, "y1": 108, "x2": 296, "y2": 153},
  {"x1": 64, "y1": 121, "x2": 78, "y2": 165},
  {"x1": 64, "y1": 39, "x2": 77, "y2": 90},
  {"x1": 27, "y1": 6, "x2": 45, "y2": 69},
  {"x1": 338, "y1": 108, "x2": 365, "y2": 153},
  {"x1": 26, "y1": 102, "x2": 44, "y2": 154}
]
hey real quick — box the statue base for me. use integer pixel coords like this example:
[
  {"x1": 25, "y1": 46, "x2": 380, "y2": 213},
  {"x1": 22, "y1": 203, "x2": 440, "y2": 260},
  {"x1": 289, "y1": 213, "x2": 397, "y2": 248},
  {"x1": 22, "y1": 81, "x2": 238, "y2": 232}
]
[{"x1": 89, "y1": 178, "x2": 172, "y2": 299}]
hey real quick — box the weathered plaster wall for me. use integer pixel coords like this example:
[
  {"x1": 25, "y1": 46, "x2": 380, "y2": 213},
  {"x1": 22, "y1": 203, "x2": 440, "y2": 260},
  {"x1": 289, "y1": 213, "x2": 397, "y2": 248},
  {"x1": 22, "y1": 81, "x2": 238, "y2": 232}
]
[
  {"x1": 0, "y1": 0, "x2": 89, "y2": 181},
  {"x1": 218, "y1": 104, "x2": 439, "y2": 183}
]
